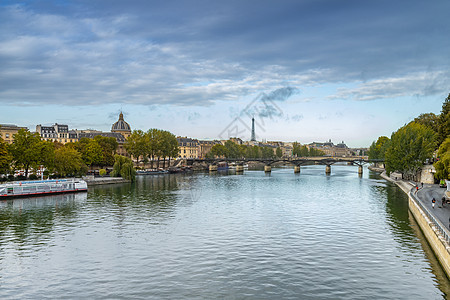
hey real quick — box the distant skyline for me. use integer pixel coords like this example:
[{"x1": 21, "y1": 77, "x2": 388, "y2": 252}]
[{"x1": 1, "y1": 1, "x2": 449, "y2": 147}]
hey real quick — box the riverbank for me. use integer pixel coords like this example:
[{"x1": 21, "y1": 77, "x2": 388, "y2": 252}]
[
  {"x1": 373, "y1": 168, "x2": 450, "y2": 279},
  {"x1": 83, "y1": 176, "x2": 131, "y2": 186}
]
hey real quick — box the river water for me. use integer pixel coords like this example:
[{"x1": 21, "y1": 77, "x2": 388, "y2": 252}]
[{"x1": 0, "y1": 165, "x2": 449, "y2": 299}]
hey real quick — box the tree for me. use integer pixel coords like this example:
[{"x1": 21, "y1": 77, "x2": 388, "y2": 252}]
[
  {"x1": 210, "y1": 144, "x2": 228, "y2": 158},
  {"x1": 309, "y1": 147, "x2": 324, "y2": 157},
  {"x1": 300, "y1": 145, "x2": 309, "y2": 157},
  {"x1": 94, "y1": 135, "x2": 118, "y2": 166},
  {"x1": 125, "y1": 130, "x2": 147, "y2": 162},
  {"x1": 111, "y1": 155, "x2": 136, "y2": 181},
  {"x1": 159, "y1": 130, "x2": 179, "y2": 167},
  {"x1": 224, "y1": 140, "x2": 240, "y2": 158},
  {"x1": 292, "y1": 142, "x2": 301, "y2": 157},
  {"x1": 54, "y1": 146, "x2": 87, "y2": 177},
  {"x1": 368, "y1": 136, "x2": 390, "y2": 160},
  {"x1": 261, "y1": 146, "x2": 275, "y2": 158},
  {"x1": 0, "y1": 138, "x2": 12, "y2": 175},
  {"x1": 437, "y1": 93, "x2": 450, "y2": 146},
  {"x1": 413, "y1": 113, "x2": 439, "y2": 133},
  {"x1": 9, "y1": 129, "x2": 51, "y2": 178},
  {"x1": 276, "y1": 147, "x2": 283, "y2": 158},
  {"x1": 434, "y1": 136, "x2": 450, "y2": 180},
  {"x1": 74, "y1": 138, "x2": 104, "y2": 168},
  {"x1": 385, "y1": 122, "x2": 436, "y2": 179},
  {"x1": 146, "y1": 128, "x2": 162, "y2": 168}
]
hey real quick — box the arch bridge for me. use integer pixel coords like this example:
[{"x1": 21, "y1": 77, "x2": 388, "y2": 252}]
[{"x1": 186, "y1": 157, "x2": 384, "y2": 175}]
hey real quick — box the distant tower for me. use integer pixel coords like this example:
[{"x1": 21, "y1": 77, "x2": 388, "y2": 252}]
[{"x1": 251, "y1": 117, "x2": 256, "y2": 141}]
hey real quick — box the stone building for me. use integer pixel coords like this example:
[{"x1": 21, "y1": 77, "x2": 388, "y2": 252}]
[
  {"x1": 36, "y1": 123, "x2": 79, "y2": 144},
  {"x1": 177, "y1": 137, "x2": 199, "y2": 159},
  {"x1": 198, "y1": 140, "x2": 220, "y2": 159},
  {"x1": 34, "y1": 112, "x2": 132, "y2": 156},
  {"x1": 0, "y1": 124, "x2": 28, "y2": 144},
  {"x1": 309, "y1": 139, "x2": 351, "y2": 157},
  {"x1": 111, "y1": 112, "x2": 132, "y2": 139}
]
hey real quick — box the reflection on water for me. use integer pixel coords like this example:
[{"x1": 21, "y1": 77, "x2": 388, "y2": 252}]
[
  {"x1": 0, "y1": 193, "x2": 87, "y2": 247},
  {"x1": 0, "y1": 167, "x2": 449, "y2": 299}
]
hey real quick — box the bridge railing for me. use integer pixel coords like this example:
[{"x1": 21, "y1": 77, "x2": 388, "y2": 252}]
[{"x1": 410, "y1": 189, "x2": 450, "y2": 245}]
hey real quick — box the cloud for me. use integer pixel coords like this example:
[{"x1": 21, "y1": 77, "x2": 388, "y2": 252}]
[
  {"x1": 330, "y1": 71, "x2": 450, "y2": 101},
  {"x1": 0, "y1": 1, "x2": 449, "y2": 107}
]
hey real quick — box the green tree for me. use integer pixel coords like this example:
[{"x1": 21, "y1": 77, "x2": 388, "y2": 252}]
[
  {"x1": 210, "y1": 144, "x2": 228, "y2": 158},
  {"x1": 368, "y1": 136, "x2": 390, "y2": 160},
  {"x1": 74, "y1": 138, "x2": 104, "y2": 168},
  {"x1": 292, "y1": 142, "x2": 300, "y2": 157},
  {"x1": 300, "y1": 145, "x2": 309, "y2": 157},
  {"x1": 276, "y1": 147, "x2": 283, "y2": 158},
  {"x1": 413, "y1": 113, "x2": 439, "y2": 133},
  {"x1": 146, "y1": 128, "x2": 162, "y2": 168},
  {"x1": 10, "y1": 129, "x2": 52, "y2": 178},
  {"x1": 261, "y1": 146, "x2": 275, "y2": 158},
  {"x1": 125, "y1": 130, "x2": 147, "y2": 162},
  {"x1": 434, "y1": 136, "x2": 450, "y2": 180},
  {"x1": 437, "y1": 93, "x2": 450, "y2": 146},
  {"x1": 309, "y1": 147, "x2": 325, "y2": 157},
  {"x1": 385, "y1": 122, "x2": 436, "y2": 179},
  {"x1": 54, "y1": 146, "x2": 87, "y2": 177},
  {"x1": 224, "y1": 140, "x2": 241, "y2": 158},
  {"x1": 111, "y1": 155, "x2": 136, "y2": 181},
  {"x1": 94, "y1": 135, "x2": 118, "y2": 166},
  {"x1": 159, "y1": 130, "x2": 179, "y2": 167},
  {"x1": 0, "y1": 138, "x2": 12, "y2": 175}
]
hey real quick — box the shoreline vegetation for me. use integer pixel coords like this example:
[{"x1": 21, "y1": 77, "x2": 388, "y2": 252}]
[
  {"x1": 1, "y1": 94, "x2": 448, "y2": 185},
  {"x1": 368, "y1": 94, "x2": 449, "y2": 183}
]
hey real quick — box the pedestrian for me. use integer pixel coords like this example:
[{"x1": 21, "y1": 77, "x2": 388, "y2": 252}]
[
  {"x1": 415, "y1": 186, "x2": 419, "y2": 194},
  {"x1": 432, "y1": 198, "x2": 436, "y2": 209},
  {"x1": 421, "y1": 182, "x2": 423, "y2": 188},
  {"x1": 442, "y1": 197, "x2": 446, "y2": 208}
]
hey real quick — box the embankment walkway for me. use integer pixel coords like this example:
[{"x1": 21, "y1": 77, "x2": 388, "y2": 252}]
[{"x1": 378, "y1": 170, "x2": 450, "y2": 278}]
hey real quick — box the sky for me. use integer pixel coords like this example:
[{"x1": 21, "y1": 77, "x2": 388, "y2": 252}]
[{"x1": 1, "y1": 0, "x2": 449, "y2": 147}]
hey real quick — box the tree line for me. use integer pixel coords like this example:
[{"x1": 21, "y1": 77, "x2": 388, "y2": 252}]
[
  {"x1": 0, "y1": 129, "x2": 124, "y2": 180},
  {"x1": 292, "y1": 142, "x2": 325, "y2": 157},
  {"x1": 124, "y1": 129, "x2": 179, "y2": 168},
  {"x1": 368, "y1": 94, "x2": 450, "y2": 180},
  {"x1": 206, "y1": 140, "x2": 325, "y2": 159},
  {"x1": 208, "y1": 141, "x2": 278, "y2": 159}
]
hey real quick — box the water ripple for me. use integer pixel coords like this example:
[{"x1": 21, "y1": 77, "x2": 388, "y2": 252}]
[{"x1": 0, "y1": 167, "x2": 448, "y2": 299}]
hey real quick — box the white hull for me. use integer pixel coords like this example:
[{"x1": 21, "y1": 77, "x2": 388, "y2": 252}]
[{"x1": 0, "y1": 179, "x2": 87, "y2": 198}]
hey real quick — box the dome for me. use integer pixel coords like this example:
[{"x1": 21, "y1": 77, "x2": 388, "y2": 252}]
[{"x1": 111, "y1": 112, "x2": 131, "y2": 132}]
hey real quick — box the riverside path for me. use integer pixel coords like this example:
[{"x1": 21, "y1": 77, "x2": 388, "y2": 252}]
[{"x1": 416, "y1": 184, "x2": 450, "y2": 231}]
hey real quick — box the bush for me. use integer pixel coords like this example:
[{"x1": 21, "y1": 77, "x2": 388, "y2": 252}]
[{"x1": 99, "y1": 169, "x2": 107, "y2": 177}]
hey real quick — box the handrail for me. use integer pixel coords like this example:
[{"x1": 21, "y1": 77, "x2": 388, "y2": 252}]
[{"x1": 410, "y1": 189, "x2": 450, "y2": 246}]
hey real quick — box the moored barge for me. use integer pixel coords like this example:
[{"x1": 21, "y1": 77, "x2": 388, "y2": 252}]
[{"x1": 0, "y1": 179, "x2": 88, "y2": 198}]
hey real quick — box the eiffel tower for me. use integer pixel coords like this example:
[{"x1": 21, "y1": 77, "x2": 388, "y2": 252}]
[{"x1": 251, "y1": 117, "x2": 256, "y2": 141}]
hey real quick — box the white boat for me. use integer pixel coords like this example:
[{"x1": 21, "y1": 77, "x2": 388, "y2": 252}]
[{"x1": 0, "y1": 179, "x2": 87, "y2": 198}]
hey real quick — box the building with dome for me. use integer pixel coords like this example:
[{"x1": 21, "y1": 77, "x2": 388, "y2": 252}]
[
  {"x1": 34, "y1": 112, "x2": 132, "y2": 157},
  {"x1": 111, "y1": 112, "x2": 131, "y2": 139}
]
